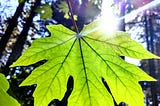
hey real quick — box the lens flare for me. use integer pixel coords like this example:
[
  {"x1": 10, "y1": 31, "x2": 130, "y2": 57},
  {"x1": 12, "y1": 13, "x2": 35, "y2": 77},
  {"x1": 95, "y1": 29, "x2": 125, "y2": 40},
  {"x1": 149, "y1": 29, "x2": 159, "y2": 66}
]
[
  {"x1": 99, "y1": 0, "x2": 119, "y2": 34},
  {"x1": 81, "y1": 0, "x2": 160, "y2": 38},
  {"x1": 120, "y1": 0, "x2": 160, "y2": 22}
]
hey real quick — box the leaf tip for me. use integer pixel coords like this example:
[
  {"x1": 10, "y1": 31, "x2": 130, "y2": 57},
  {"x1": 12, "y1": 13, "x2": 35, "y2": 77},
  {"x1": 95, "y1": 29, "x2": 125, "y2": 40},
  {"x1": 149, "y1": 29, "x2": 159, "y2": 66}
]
[{"x1": 9, "y1": 62, "x2": 18, "y2": 68}]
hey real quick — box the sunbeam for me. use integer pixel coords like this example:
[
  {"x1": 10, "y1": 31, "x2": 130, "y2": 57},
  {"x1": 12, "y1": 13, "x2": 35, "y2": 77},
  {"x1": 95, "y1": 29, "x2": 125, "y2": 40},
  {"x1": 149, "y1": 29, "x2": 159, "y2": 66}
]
[
  {"x1": 120, "y1": 0, "x2": 160, "y2": 22},
  {"x1": 81, "y1": 0, "x2": 160, "y2": 38},
  {"x1": 99, "y1": 0, "x2": 119, "y2": 34}
]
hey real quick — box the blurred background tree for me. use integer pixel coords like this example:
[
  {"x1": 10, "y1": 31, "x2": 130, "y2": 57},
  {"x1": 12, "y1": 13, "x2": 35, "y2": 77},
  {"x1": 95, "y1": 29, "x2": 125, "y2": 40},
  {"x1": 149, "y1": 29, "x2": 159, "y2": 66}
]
[{"x1": 125, "y1": 0, "x2": 160, "y2": 105}]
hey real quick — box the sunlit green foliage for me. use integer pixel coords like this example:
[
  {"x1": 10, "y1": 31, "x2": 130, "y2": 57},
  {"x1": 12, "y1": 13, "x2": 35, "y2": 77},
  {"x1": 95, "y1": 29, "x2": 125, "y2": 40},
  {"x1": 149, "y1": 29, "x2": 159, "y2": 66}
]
[
  {"x1": 0, "y1": 73, "x2": 20, "y2": 106},
  {"x1": 35, "y1": 4, "x2": 52, "y2": 20},
  {"x1": 18, "y1": 0, "x2": 25, "y2": 3},
  {"x1": 11, "y1": 20, "x2": 158, "y2": 106},
  {"x1": 58, "y1": 1, "x2": 77, "y2": 20}
]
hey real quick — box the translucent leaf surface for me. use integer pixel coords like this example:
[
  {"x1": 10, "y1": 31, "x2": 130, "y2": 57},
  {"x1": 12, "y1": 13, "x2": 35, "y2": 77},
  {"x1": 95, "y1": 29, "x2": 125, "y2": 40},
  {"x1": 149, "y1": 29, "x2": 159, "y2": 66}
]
[
  {"x1": 0, "y1": 73, "x2": 20, "y2": 106},
  {"x1": 11, "y1": 20, "x2": 158, "y2": 106}
]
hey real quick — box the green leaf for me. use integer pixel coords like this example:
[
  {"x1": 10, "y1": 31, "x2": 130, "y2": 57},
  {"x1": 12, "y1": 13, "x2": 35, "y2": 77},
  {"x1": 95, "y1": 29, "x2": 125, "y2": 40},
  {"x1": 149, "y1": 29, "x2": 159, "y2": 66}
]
[
  {"x1": 35, "y1": 4, "x2": 52, "y2": 20},
  {"x1": 80, "y1": 20, "x2": 159, "y2": 59},
  {"x1": 0, "y1": 73, "x2": 20, "y2": 106},
  {"x1": 58, "y1": 1, "x2": 77, "y2": 20},
  {"x1": 18, "y1": 0, "x2": 25, "y2": 3},
  {"x1": 11, "y1": 20, "x2": 158, "y2": 106},
  {"x1": 58, "y1": 1, "x2": 70, "y2": 19},
  {"x1": 58, "y1": 1, "x2": 69, "y2": 15}
]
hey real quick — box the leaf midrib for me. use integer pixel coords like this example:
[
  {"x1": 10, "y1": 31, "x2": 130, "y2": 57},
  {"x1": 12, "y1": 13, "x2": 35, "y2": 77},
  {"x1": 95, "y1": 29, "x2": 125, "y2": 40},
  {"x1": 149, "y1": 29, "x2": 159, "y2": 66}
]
[{"x1": 78, "y1": 38, "x2": 92, "y2": 106}]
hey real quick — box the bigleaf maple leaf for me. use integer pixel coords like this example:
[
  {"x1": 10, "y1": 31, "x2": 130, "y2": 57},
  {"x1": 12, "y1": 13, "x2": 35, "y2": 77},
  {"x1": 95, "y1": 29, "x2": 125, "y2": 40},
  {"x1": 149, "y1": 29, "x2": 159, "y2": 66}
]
[
  {"x1": 11, "y1": 20, "x2": 159, "y2": 106},
  {"x1": 0, "y1": 73, "x2": 20, "y2": 106}
]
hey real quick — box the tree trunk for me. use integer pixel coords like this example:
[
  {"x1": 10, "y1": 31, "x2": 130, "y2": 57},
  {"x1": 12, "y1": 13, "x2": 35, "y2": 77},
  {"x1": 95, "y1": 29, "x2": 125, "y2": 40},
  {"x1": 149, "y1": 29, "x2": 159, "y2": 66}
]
[
  {"x1": 147, "y1": 14, "x2": 158, "y2": 106},
  {"x1": 6, "y1": 0, "x2": 41, "y2": 67},
  {"x1": 0, "y1": 2, "x2": 25, "y2": 57}
]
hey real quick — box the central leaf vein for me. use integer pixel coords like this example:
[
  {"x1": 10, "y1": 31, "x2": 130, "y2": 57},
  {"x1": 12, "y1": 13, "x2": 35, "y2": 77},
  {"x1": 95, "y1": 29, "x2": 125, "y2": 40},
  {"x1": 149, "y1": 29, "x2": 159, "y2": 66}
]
[{"x1": 78, "y1": 38, "x2": 92, "y2": 105}]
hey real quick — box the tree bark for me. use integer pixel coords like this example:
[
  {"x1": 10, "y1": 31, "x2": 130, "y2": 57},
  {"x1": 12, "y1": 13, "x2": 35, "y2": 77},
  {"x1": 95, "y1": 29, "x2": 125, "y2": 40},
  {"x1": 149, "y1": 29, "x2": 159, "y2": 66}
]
[
  {"x1": 6, "y1": 0, "x2": 41, "y2": 67},
  {"x1": 147, "y1": 14, "x2": 158, "y2": 106},
  {"x1": 0, "y1": 2, "x2": 25, "y2": 57}
]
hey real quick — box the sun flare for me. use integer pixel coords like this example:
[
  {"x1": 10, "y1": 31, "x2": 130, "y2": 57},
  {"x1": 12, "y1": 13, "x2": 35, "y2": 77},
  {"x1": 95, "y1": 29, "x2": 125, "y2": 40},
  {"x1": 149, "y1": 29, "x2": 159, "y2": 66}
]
[{"x1": 99, "y1": 0, "x2": 119, "y2": 34}]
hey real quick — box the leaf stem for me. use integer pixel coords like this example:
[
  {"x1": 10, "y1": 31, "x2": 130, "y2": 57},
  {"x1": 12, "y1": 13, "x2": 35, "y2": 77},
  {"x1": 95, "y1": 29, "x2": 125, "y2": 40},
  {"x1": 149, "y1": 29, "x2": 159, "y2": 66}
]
[{"x1": 66, "y1": 0, "x2": 79, "y2": 34}]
